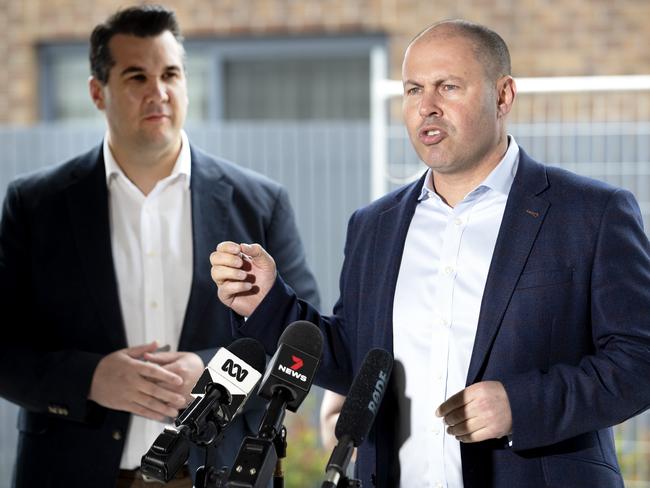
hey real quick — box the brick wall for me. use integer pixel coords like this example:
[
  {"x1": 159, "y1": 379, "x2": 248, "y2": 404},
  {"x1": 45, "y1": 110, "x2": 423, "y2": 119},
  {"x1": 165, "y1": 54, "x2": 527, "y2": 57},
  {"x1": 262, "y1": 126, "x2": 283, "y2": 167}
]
[{"x1": 1, "y1": 0, "x2": 649, "y2": 124}]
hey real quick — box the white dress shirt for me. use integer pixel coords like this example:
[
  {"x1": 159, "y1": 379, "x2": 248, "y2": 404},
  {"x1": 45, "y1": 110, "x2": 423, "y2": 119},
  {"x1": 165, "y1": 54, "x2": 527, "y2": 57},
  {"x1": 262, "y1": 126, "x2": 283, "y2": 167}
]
[
  {"x1": 104, "y1": 130, "x2": 193, "y2": 469},
  {"x1": 393, "y1": 137, "x2": 520, "y2": 487}
]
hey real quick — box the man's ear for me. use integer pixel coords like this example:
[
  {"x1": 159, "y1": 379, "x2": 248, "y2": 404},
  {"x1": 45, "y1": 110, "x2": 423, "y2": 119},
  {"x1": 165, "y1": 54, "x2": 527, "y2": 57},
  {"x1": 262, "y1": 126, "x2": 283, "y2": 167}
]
[
  {"x1": 496, "y1": 75, "x2": 516, "y2": 118},
  {"x1": 89, "y1": 76, "x2": 106, "y2": 110}
]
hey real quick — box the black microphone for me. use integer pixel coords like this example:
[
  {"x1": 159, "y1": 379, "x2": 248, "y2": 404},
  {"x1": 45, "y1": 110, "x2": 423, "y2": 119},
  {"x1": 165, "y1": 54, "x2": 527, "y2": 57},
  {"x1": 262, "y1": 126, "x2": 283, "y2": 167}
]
[
  {"x1": 140, "y1": 338, "x2": 266, "y2": 483},
  {"x1": 227, "y1": 321, "x2": 323, "y2": 487},
  {"x1": 322, "y1": 348, "x2": 393, "y2": 488}
]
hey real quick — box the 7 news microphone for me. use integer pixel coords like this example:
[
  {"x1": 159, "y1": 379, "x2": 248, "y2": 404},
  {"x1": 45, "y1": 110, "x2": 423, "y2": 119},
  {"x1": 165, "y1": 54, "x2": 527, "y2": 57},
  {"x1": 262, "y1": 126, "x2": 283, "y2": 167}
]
[
  {"x1": 322, "y1": 348, "x2": 393, "y2": 488},
  {"x1": 226, "y1": 320, "x2": 324, "y2": 488},
  {"x1": 140, "y1": 338, "x2": 267, "y2": 483}
]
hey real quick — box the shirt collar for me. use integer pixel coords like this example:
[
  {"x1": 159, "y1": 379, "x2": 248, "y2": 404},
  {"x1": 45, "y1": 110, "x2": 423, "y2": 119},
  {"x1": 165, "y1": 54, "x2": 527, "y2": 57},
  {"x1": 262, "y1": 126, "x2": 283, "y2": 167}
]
[
  {"x1": 104, "y1": 129, "x2": 192, "y2": 189},
  {"x1": 418, "y1": 135, "x2": 520, "y2": 202}
]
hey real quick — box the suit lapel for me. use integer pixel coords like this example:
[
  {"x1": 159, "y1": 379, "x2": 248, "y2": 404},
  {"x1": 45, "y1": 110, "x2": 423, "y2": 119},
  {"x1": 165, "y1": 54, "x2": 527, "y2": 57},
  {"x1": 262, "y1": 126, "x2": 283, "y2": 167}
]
[
  {"x1": 178, "y1": 147, "x2": 232, "y2": 350},
  {"x1": 65, "y1": 146, "x2": 126, "y2": 348},
  {"x1": 372, "y1": 175, "x2": 425, "y2": 353},
  {"x1": 466, "y1": 152, "x2": 550, "y2": 385}
]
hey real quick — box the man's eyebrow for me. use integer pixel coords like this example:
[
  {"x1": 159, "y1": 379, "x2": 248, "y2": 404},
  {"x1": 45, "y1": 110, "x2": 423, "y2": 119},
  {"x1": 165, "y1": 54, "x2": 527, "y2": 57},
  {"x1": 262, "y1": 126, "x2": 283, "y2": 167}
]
[
  {"x1": 443, "y1": 75, "x2": 464, "y2": 83},
  {"x1": 403, "y1": 76, "x2": 465, "y2": 86},
  {"x1": 119, "y1": 66, "x2": 145, "y2": 77},
  {"x1": 118, "y1": 65, "x2": 182, "y2": 77}
]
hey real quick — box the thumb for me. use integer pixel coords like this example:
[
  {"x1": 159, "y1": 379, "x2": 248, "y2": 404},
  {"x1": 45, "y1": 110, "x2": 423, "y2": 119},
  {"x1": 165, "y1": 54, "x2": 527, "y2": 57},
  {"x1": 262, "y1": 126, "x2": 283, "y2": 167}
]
[
  {"x1": 125, "y1": 341, "x2": 159, "y2": 359},
  {"x1": 241, "y1": 243, "x2": 272, "y2": 264}
]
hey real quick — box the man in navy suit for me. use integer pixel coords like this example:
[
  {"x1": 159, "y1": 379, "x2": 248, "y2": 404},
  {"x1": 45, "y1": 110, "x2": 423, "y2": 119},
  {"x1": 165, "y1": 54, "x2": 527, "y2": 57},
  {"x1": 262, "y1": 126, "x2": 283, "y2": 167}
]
[
  {"x1": 0, "y1": 5, "x2": 318, "y2": 488},
  {"x1": 210, "y1": 19, "x2": 650, "y2": 487}
]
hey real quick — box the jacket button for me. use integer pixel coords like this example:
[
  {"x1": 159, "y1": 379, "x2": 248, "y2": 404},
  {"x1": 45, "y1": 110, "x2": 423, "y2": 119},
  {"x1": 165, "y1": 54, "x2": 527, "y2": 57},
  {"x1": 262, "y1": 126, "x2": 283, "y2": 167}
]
[{"x1": 112, "y1": 430, "x2": 123, "y2": 441}]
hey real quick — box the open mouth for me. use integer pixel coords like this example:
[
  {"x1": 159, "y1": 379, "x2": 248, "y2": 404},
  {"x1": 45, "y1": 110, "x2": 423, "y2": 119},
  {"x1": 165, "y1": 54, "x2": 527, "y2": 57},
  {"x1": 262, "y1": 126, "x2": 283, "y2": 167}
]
[{"x1": 419, "y1": 127, "x2": 446, "y2": 145}]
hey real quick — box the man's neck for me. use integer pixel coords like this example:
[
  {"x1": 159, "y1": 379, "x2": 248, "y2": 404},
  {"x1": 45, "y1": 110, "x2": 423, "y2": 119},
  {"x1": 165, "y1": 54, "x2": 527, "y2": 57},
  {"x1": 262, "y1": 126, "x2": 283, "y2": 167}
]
[
  {"x1": 432, "y1": 138, "x2": 508, "y2": 208},
  {"x1": 109, "y1": 139, "x2": 181, "y2": 196}
]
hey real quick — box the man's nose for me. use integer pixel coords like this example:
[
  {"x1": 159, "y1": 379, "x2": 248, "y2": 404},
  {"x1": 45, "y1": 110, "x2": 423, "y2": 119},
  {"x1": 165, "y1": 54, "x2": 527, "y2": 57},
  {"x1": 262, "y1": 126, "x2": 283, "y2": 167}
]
[
  {"x1": 146, "y1": 79, "x2": 170, "y2": 103},
  {"x1": 419, "y1": 90, "x2": 442, "y2": 118}
]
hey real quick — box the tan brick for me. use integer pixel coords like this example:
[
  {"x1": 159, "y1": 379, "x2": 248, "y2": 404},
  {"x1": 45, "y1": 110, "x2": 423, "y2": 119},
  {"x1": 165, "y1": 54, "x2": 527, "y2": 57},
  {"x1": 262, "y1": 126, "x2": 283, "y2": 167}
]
[{"x1": 1, "y1": 0, "x2": 649, "y2": 123}]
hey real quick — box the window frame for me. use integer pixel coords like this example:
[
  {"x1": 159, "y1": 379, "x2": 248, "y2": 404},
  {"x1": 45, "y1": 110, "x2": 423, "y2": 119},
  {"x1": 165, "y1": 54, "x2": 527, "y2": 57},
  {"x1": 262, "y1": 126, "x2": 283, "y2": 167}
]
[{"x1": 38, "y1": 34, "x2": 387, "y2": 122}]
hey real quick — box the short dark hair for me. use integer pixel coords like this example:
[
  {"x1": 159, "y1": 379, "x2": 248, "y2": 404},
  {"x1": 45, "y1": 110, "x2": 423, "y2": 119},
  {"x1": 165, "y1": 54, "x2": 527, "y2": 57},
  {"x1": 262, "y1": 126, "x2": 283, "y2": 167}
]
[
  {"x1": 410, "y1": 19, "x2": 511, "y2": 81},
  {"x1": 89, "y1": 4, "x2": 183, "y2": 84}
]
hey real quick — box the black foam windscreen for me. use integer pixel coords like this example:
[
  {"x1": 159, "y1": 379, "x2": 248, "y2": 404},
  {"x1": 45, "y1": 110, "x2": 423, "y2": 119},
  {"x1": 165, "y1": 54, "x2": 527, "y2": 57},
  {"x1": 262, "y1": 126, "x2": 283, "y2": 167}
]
[
  {"x1": 335, "y1": 348, "x2": 393, "y2": 446},
  {"x1": 228, "y1": 337, "x2": 267, "y2": 374},
  {"x1": 278, "y1": 320, "x2": 323, "y2": 357}
]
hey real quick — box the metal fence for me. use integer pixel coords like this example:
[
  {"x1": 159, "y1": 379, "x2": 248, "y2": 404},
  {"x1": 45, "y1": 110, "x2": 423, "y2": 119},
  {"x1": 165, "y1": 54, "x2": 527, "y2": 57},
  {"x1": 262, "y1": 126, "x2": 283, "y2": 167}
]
[
  {"x1": 377, "y1": 76, "x2": 650, "y2": 487},
  {"x1": 0, "y1": 121, "x2": 370, "y2": 486},
  {"x1": 1, "y1": 92, "x2": 650, "y2": 484}
]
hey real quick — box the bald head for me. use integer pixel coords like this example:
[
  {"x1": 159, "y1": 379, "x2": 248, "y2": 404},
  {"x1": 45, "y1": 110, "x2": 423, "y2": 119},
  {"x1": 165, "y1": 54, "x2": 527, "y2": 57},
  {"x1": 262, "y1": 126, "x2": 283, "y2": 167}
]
[{"x1": 408, "y1": 20, "x2": 511, "y2": 83}]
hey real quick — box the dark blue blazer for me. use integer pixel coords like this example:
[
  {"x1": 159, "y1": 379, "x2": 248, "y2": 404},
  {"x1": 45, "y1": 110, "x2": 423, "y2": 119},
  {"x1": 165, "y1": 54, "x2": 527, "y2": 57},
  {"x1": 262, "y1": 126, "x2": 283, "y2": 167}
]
[
  {"x1": 240, "y1": 148, "x2": 650, "y2": 487},
  {"x1": 0, "y1": 143, "x2": 319, "y2": 488}
]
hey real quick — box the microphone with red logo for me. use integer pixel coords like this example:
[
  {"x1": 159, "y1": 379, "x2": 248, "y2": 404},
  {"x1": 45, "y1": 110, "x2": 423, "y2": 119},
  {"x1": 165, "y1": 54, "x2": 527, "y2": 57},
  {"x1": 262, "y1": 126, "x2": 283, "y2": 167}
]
[
  {"x1": 226, "y1": 320, "x2": 323, "y2": 487},
  {"x1": 321, "y1": 348, "x2": 393, "y2": 488}
]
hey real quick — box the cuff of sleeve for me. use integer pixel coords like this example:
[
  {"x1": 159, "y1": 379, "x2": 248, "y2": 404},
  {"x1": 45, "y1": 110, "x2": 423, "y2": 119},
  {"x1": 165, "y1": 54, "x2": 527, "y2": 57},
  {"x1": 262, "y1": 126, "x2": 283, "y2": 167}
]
[
  {"x1": 44, "y1": 351, "x2": 103, "y2": 423},
  {"x1": 501, "y1": 371, "x2": 545, "y2": 451}
]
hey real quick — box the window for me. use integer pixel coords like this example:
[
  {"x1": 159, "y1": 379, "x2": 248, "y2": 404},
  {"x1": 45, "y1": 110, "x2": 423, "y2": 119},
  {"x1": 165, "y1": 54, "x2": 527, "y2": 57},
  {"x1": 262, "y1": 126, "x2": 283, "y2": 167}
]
[
  {"x1": 223, "y1": 57, "x2": 369, "y2": 120},
  {"x1": 39, "y1": 35, "x2": 383, "y2": 123}
]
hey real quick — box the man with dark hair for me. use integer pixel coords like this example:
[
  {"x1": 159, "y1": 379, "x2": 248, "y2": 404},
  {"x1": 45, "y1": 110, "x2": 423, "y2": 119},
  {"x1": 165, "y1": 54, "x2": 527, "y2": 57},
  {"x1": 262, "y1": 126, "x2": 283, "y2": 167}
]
[
  {"x1": 211, "y1": 19, "x2": 650, "y2": 487},
  {"x1": 89, "y1": 4, "x2": 184, "y2": 84},
  {"x1": 0, "y1": 5, "x2": 318, "y2": 487}
]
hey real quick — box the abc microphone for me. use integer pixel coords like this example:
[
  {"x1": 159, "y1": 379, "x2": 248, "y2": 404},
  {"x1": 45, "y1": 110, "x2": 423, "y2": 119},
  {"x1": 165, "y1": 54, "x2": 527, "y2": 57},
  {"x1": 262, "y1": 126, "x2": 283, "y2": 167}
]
[
  {"x1": 321, "y1": 348, "x2": 393, "y2": 488},
  {"x1": 227, "y1": 321, "x2": 324, "y2": 487},
  {"x1": 140, "y1": 338, "x2": 266, "y2": 483}
]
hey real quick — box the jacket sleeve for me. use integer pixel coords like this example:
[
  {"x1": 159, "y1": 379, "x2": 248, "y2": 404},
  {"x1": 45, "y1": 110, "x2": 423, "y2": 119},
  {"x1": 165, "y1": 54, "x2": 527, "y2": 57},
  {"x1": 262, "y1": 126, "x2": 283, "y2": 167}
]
[
  {"x1": 264, "y1": 186, "x2": 320, "y2": 309},
  {"x1": 235, "y1": 207, "x2": 362, "y2": 395},
  {"x1": 502, "y1": 189, "x2": 650, "y2": 450},
  {"x1": 0, "y1": 182, "x2": 103, "y2": 423}
]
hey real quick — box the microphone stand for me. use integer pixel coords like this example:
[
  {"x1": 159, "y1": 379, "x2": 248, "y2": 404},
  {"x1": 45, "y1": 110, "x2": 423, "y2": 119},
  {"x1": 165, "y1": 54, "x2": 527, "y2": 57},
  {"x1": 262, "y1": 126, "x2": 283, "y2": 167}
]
[
  {"x1": 256, "y1": 393, "x2": 287, "y2": 488},
  {"x1": 272, "y1": 426, "x2": 287, "y2": 488},
  {"x1": 181, "y1": 384, "x2": 230, "y2": 488},
  {"x1": 195, "y1": 437, "x2": 226, "y2": 488},
  {"x1": 321, "y1": 436, "x2": 362, "y2": 488},
  {"x1": 225, "y1": 391, "x2": 290, "y2": 487},
  {"x1": 321, "y1": 474, "x2": 362, "y2": 487}
]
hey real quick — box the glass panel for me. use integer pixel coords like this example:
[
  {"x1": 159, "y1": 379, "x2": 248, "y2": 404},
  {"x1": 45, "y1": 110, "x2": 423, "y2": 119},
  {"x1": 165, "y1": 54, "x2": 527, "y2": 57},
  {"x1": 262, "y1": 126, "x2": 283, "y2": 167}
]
[
  {"x1": 184, "y1": 52, "x2": 211, "y2": 122},
  {"x1": 46, "y1": 48, "x2": 211, "y2": 122},
  {"x1": 51, "y1": 53, "x2": 102, "y2": 121},
  {"x1": 223, "y1": 57, "x2": 370, "y2": 120}
]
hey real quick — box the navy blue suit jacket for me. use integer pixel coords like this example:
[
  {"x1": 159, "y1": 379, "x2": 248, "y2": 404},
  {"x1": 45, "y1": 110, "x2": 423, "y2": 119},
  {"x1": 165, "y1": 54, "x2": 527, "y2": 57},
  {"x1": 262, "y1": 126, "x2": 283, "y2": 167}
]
[
  {"x1": 0, "y1": 143, "x2": 319, "y2": 487},
  {"x1": 239, "y1": 149, "x2": 650, "y2": 487}
]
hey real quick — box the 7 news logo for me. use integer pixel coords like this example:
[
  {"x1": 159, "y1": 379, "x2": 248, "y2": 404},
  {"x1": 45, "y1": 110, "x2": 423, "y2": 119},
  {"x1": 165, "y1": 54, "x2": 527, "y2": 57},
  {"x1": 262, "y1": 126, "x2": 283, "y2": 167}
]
[
  {"x1": 221, "y1": 359, "x2": 249, "y2": 382},
  {"x1": 277, "y1": 355, "x2": 307, "y2": 382}
]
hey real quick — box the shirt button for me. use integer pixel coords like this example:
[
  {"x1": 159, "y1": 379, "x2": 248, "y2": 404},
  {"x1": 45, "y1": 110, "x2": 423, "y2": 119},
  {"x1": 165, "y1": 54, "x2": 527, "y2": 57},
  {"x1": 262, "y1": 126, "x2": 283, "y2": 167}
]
[
  {"x1": 433, "y1": 427, "x2": 441, "y2": 436},
  {"x1": 444, "y1": 266, "x2": 454, "y2": 275},
  {"x1": 150, "y1": 301, "x2": 158, "y2": 309},
  {"x1": 435, "y1": 482, "x2": 443, "y2": 488},
  {"x1": 146, "y1": 250, "x2": 156, "y2": 257},
  {"x1": 454, "y1": 217, "x2": 463, "y2": 225},
  {"x1": 112, "y1": 430, "x2": 123, "y2": 441}
]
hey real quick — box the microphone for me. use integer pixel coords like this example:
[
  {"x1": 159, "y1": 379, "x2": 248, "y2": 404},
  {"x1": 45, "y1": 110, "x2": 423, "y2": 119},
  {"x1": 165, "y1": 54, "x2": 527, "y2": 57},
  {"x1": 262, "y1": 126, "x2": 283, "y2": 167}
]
[
  {"x1": 227, "y1": 321, "x2": 323, "y2": 487},
  {"x1": 140, "y1": 338, "x2": 266, "y2": 483},
  {"x1": 257, "y1": 320, "x2": 323, "y2": 411},
  {"x1": 321, "y1": 348, "x2": 393, "y2": 488}
]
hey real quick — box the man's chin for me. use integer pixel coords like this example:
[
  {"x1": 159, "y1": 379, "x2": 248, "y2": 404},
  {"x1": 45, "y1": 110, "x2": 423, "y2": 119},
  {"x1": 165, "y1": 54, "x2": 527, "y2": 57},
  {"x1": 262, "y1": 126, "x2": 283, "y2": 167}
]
[{"x1": 139, "y1": 130, "x2": 181, "y2": 150}]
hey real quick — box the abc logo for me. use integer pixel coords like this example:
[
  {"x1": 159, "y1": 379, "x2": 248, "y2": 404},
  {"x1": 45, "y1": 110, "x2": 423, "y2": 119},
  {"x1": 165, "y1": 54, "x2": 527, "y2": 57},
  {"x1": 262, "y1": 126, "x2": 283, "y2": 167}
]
[{"x1": 221, "y1": 359, "x2": 249, "y2": 381}]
